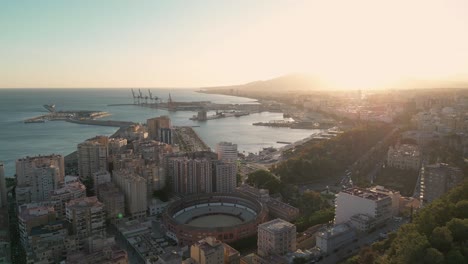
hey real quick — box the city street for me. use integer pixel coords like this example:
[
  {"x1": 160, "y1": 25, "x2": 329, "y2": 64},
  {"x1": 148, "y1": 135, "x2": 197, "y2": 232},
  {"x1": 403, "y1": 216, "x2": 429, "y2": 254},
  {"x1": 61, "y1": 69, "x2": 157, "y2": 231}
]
[{"x1": 319, "y1": 218, "x2": 407, "y2": 264}]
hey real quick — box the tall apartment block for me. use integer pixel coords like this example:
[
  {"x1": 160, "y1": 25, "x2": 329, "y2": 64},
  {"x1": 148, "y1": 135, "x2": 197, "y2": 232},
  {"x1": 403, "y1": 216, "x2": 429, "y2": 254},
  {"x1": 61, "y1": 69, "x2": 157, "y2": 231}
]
[
  {"x1": 77, "y1": 137, "x2": 108, "y2": 179},
  {"x1": 215, "y1": 162, "x2": 237, "y2": 193},
  {"x1": 0, "y1": 162, "x2": 7, "y2": 208},
  {"x1": 420, "y1": 163, "x2": 464, "y2": 205},
  {"x1": 97, "y1": 182, "x2": 125, "y2": 221},
  {"x1": 168, "y1": 156, "x2": 213, "y2": 195},
  {"x1": 66, "y1": 196, "x2": 106, "y2": 239},
  {"x1": 112, "y1": 169, "x2": 147, "y2": 219},
  {"x1": 15, "y1": 154, "x2": 65, "y2": 204},
  {"x1": 147, "y1": 115, "x2": 171, "y2": 140},
  {"x1": 92, "y1": 170, "x2": 111, "y2": 196},
  {"x1": 257, "y1": 219, "x2": 297, "y2": 257},
  {"x1": 216, "y1": 142, "x2": 238, "y2": 162},
  {"x1": 159, "y1": 127, "x2": 174, "y2": 144}
]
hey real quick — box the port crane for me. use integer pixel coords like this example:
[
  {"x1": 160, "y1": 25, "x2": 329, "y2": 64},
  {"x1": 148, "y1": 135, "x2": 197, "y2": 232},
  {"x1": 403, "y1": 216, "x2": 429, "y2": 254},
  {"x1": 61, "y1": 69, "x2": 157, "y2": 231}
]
[
  {"x1": 131, "y1": 89, "x2": 139, "y2": 104},
  {"x1": 138, "y1": 89, "x2": 144, "y2": 104},
  {"x1": 148, "y1": 89, "x2": 160, "y2": 104}
]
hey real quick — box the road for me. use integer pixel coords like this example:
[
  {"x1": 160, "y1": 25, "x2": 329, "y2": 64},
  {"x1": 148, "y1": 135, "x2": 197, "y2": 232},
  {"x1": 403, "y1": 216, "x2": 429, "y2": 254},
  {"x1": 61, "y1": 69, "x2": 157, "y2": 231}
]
[{"x1": 319, "y1": 218, "x2": 407, "y2": 264}]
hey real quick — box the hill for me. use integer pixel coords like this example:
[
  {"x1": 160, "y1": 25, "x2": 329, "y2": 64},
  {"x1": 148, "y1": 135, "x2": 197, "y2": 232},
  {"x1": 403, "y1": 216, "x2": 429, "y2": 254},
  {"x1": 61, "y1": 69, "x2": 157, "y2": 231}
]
[{"x1": 201, "y1": 74, "x2": 325, "y2": 95}]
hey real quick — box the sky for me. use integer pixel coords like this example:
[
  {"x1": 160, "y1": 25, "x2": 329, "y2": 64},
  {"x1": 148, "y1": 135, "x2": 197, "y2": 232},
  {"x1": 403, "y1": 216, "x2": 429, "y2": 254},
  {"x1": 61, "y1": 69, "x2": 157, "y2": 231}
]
[{"x1": 1, "y1": 0, "x2": 468, "y2": 89}]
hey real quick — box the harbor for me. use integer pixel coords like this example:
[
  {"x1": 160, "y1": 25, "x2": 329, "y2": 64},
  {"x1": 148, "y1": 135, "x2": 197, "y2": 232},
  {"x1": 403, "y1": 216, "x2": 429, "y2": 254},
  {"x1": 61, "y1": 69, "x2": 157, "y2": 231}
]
[{"x1": 189, "y1": 110, "x2": 250, "y2": 121}]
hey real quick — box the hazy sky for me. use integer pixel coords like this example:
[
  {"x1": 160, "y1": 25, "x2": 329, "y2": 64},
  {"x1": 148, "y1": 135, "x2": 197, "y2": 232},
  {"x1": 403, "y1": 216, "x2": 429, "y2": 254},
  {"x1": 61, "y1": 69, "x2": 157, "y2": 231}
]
[{"x1": 1, "y1": 0, "x2": 468, "y2": 89}]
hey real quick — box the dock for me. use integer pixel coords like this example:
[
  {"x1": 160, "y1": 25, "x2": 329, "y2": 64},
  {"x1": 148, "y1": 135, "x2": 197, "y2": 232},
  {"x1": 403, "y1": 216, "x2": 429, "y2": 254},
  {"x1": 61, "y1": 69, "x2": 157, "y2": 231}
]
[
  {"x1": 65, "y1": 119, "x2": 136, "y2": 127},
  {"x1": 173, "y1": 126, "x2": 210, "y2": 152},
  {"x1": 23, "y1": 105, "x2": 135, "y2": 128}
]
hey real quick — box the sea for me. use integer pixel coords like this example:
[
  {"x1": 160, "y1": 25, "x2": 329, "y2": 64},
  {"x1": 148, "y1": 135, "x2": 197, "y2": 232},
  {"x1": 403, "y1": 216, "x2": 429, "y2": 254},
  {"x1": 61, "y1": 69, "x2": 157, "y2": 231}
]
[{"x1": 0, "y1": 88, "x2": 320, "y2": 176}]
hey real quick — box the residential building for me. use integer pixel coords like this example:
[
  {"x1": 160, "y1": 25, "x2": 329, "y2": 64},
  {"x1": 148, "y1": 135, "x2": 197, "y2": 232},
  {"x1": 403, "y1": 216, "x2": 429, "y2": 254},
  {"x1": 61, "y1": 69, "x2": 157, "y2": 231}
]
[
  {"x1": 167, "y1": 154, "x2": 214, "y2": 195},
  {"x1": 216, "y1": 142, "x2": 238, "y2": 162},
  {"x1": 97, "y1": 182, "x2": 125, "y2": 221},
  {"x1": 148, "y1": 198, "x2": 169, "y2": 216},
  {"x1": 215, "y1": 162, "x2": 237, "y2": 193},
  {"x1": 257, "y1": 219, "x2": 296, "y2": 257},
  {"x1": 15, "y1": 154, "x2": 65, "y2": 204},
  {"x1": 237, "y1": 185, "x2": 299, "y2": 221},
  {"x1": 224, "y1": 243, "x2": 241, "y2": 264},
  {"x1": 316, "y1": 223, "x2": 356, "y2": 253},
  {"x1": 78, "y1": 138, "x2": 108, "y2": 179},
  {"x1": 0, "y1": 208, "x2": 11, "y2": 264},
  {"x1": 387, "y1": 144, "x2": 421, "y2": 170},
  {"x1": 266, "y1": 199, "x2": 300, "y2": 222},
  {"x1": 0, "y1": 162, "x2": 7, "y2": 208},
  {"x1": 159, "y1": 127, "x2": 174, "y2": 145},
  {"x1": 369, "y1": 186, "x2": 401, "y2": 216},
  {"x1": 92, "y1": 170, "x2": 111, "y2": 195},
  {"x1": 335, "y1": 188, "x2": 392, "y2": 226},
  {"x1": 27, "y1": 220, "x2": 68, "y2": 264},
  {"x1": 108, "y1": 138, "x2": 128, "y2": 155},
  {"x1": 190, "y1": 237, "x2": 224, "y2": 264},
  {"x1": 112, "y1": 169, "x2": 147, "y2": 218},
  {"x1": 66, "y1": 196, "x2": 106, "y2": 239},
  {"x1": 49, "y1": 181, "x2": 86, "y2": 219},
  {"x1": 349, "y1": 214, "x2": 375, "y2": 232},
  {"x1": 66, "y1": 235, "x2": 128, "y2": 264},
  {"x1": 18, "y1": 203, "x2": 57, "y2": 249},
  {"x1": 420, "y1": 163, "x2": 464, "y2": 205},
  {"x1": 147, "y1": 116, "x2": 171, "y2": 140}
]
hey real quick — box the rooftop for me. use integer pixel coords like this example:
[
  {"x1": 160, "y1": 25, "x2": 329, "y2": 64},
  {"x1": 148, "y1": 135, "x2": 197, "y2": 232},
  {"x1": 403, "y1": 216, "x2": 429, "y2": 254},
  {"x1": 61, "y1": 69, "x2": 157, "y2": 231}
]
[
  {"x1": 19, "y1": 204, "x2": 55, "y2": 221},
  {"x1": 194, "y1": 237, "x2": 223, "y2": 255},
  {"x1": 51, "y1": 181, "x2": 85, "y2": 196},
  {"x1": 259, "y1": 218, "x2": 295, "y2": 232},
  {"x1": 317, "y1": 223, "x2": 354, "y2": 239},
  {"x1": 340, "y1": 188, "x2": 390, "y2": 201},
  {"x1": 66, "y1": 196, "x2": 103, "y2": 209}
]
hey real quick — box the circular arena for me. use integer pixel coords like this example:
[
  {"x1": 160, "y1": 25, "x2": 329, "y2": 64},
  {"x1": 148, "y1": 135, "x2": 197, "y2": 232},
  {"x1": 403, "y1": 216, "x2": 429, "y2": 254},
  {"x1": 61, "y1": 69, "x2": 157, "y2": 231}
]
[{"x1": 162, "y1": 193, "x2": 268, "y2": 246}]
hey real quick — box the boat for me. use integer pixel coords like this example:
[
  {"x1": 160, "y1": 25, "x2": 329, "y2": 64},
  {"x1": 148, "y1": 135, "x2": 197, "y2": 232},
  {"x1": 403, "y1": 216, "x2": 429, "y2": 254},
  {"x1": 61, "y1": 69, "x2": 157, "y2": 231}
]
[{"x1": 43, "y1": 104, "x2": 56, "y2": 112}]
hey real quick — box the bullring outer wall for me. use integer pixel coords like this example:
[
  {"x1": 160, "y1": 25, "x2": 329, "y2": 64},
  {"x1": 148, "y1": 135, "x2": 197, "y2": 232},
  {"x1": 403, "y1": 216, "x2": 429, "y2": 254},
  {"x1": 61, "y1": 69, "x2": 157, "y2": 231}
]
[{"x1": 162, "y1": 193, "x2": 269, "y2": 246}]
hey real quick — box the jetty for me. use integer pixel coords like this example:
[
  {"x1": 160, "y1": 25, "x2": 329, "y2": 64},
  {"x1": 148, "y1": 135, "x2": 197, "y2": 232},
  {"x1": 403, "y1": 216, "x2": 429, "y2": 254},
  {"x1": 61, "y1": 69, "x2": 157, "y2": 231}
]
[{"x1": 24, "y1": 105, "x2": 135, "y2": 128}]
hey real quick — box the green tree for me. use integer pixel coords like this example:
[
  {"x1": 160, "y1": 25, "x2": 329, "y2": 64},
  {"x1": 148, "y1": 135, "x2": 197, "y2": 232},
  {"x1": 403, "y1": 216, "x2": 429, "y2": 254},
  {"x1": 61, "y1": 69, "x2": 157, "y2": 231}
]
[
  {"x1": 430, "y1": 226, "x2": 453, "y2": 253},
  {"x1": 359, "y1": 247, "x2": 378, "y2": 264},
  {"x1": 153, "y1": 189, "x2": 169, "y2": 202},
  {"x1": 246, "y1": 170, "x2": 282, "y2": 194},
  {"x1": 292, "y1": 257, "x2": 307, "y2": 264},
  {"x1": 446, "y1": 249, "x2": 466, "y2": 264},
  {"x1": 454, "y1": 200, "x2": 468, "y2": 218},
  {"x1": 424, "y1": 248, "x2": 444, "y2": 264},
  {"x1": 446, "y1": 218, "x2": 468, "y2": 243},
  {"x1": 387, "y1": 224, "x2": 430, "y2": 264}
]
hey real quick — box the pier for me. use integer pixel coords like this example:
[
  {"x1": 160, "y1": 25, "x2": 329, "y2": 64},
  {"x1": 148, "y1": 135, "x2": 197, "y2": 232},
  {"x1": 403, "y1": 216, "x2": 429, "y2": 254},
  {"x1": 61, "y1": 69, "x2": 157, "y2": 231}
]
[
  {"x1": 65, "y1": 119, "x2": 135, "y2": 127},
  {"x1": 173, "y1": 126, "x2": 210, "y2": 152},
  {"x1": 23, "y1": 105, "x2": 136, "y2": 128}
]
